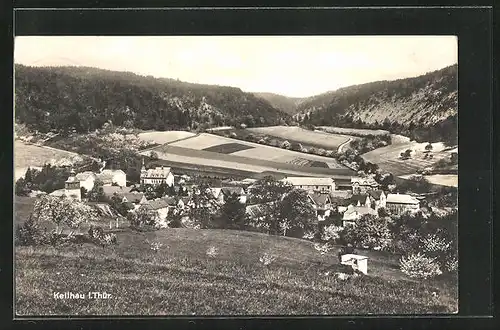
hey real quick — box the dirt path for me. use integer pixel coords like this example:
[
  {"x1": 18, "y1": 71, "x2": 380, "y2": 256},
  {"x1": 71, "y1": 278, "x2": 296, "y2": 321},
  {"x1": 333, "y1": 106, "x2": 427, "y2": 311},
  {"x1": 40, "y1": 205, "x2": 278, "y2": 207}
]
[
  {"x1": 140, "y1": 133, "x2": 201, "y2": 154},
  {"x1": 337, "y1": 137, "x2": 353, "y2": 153}
]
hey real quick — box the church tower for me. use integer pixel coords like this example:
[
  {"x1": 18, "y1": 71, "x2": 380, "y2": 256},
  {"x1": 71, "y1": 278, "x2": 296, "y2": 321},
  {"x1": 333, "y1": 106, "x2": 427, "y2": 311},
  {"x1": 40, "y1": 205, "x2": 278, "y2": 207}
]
[
  {"x1": 140, "y1": 158, "x2": 147, "y2": 187},
  {"x1": 65, "y1": 168, "x2": 81, "y2": 201}
]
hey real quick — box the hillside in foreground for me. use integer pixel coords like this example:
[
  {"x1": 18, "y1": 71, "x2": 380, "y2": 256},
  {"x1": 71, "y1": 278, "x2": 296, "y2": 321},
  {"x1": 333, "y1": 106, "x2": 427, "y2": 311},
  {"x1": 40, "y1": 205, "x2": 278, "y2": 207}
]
[
  {"x1": 295, "y1": 65, "x2": 458, "y2": 145},
  {"x1": 16, "y1": 227, "x2": 457, "y2": 315},
  {"x1": 14, "y1": 65, "x2": 290, "y2": 135}
]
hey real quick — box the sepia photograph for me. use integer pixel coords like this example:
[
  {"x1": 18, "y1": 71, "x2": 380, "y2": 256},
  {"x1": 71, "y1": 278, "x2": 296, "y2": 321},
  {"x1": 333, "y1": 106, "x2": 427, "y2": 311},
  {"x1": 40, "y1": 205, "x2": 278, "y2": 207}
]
[{"x1": 14, "y1": 35, "x2": 458, "y2": 315}]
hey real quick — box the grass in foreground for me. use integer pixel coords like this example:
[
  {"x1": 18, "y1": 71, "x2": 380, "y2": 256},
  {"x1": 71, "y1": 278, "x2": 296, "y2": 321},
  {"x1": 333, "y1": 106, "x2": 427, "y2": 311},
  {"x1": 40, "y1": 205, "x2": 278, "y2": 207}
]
[{"x1": 15, "y1": 228, "x2": 457, "y2": 316}]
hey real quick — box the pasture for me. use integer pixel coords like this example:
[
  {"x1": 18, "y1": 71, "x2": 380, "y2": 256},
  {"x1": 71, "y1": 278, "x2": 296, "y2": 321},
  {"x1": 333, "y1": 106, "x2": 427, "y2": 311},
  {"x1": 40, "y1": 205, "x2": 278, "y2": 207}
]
[
  {"x1": 247, "y1": 126, "x2": 351, "y2": 149},
  {"x1": 137, "y1": 131, "x2": 196, "y2": 145},
  {"x1": 316, "y1": 126, "x2": 390, "y2": 137},
  {"x1": 399, "y1": 174, "x2": 458, "y2": 188},
  {"x1": 141, "y1": 144, "x2": 355, "y2": 179},
  {"x1": 15, "y1": 228, "x2": 457, "y2": 315},
  {"x1": 170, "y1": 133, "x2": 346, "y2": 169},
  {"x1": 362, "y1": 142, "x2": 454, "y2": 176},
  {"x1": 14, "y1": 140, "x2": 84, "y2": 180}
]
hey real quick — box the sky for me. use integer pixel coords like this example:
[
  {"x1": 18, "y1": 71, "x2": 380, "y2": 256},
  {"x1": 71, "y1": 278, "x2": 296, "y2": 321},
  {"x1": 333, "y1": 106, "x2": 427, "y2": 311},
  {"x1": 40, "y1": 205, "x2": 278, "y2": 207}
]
[{"x1": 14, "y1": 36, "x2": 457, "y2": 98}]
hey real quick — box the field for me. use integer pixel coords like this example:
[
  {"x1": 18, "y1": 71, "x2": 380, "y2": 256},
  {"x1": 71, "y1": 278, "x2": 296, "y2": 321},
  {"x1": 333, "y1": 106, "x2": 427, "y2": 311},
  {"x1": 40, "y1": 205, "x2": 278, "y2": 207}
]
[
  {"x1": 203, "y1": 143, "x2": 254, "y2": 154},
  {"x1": 137, "y1": 131, "x2": 196, "y2": 144},
  {"x1": 247, "y1": 126, "x2": 352, "y2": 149},
  {"x1": 14, "y1": 140, "x2": 85, "y2": 180},
  {"x1": 15, "y1": 228, "x2": 457, "y2": 315},
  {"x1": 316, "y1": 126, "x2": 390, "y2": 137},
  {"x1": 399, "y1": 174, "x2": 458, "y2": 188},
  {"x1": 170, "y1": 133, "x2": 346, "y2": 169},
  {"x1": 362, "y1": 142, "x2": 455, "y2": 176},
  {"x1": 141, "y1": 144, "x2": 355, "y2": 180}
]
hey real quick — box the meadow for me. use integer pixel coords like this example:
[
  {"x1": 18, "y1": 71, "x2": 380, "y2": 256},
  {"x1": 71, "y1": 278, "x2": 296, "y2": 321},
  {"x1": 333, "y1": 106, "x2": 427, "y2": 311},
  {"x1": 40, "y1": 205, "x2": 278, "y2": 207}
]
[
  {"x1": 15, "y1": 228, "x2": 458, "y2": 315},
  {"x1": 247, "y1": 126, "x2": 352, "y2": 149},
  {"x1": 141, "y1": 144, "x2": 355, "y2": 179},
  {"x1": 361, "y1": 142, "x2": 454, "y2": 176},
  {"x1": 14, "y1": 140, "x2": 85, "y2": 180},
  {"x1": 136, "y1": 131, "x2": 196, "y2": 145},
  {"x1": 170, "y1": 133, "x2": 346, "y2": 169},
  {"x1": 316, "y1": 126, "x2": 390, "y2": 137}
]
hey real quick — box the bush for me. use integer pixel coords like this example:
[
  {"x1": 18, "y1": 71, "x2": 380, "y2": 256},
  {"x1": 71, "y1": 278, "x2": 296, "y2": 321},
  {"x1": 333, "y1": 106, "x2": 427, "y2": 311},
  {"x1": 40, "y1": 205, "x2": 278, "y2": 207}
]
[
  {"x1": 15, "y1": 217, "x2": 47, "y2": 246},
  {"x1": 400, "y1": 252, "x2": 442, "y2": 279}
]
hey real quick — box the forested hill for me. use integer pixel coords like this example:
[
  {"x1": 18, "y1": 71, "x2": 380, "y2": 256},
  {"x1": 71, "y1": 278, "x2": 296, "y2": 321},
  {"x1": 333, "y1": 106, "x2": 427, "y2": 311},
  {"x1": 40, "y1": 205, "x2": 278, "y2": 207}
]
[
  {"x1": 252, "y1": 92, "x2": 305, "y2": 115},
  {"x1": 295, "y1": 65, "x2": 458, "y2": 145},
  {"x1": 14, "y1": 65, "x2": 290, "y2": 134}
]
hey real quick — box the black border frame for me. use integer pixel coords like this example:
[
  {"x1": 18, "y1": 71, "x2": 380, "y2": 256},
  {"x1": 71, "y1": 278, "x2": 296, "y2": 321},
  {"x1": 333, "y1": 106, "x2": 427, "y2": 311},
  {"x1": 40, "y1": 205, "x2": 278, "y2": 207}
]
[{"x1": 2, "y1": 3, "x2": 495, "y2": 329}]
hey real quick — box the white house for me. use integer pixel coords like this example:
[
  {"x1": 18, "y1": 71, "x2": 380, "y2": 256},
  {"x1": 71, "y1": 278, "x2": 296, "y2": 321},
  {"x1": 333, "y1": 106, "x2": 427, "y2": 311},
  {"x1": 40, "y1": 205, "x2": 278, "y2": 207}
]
[
  {"x1": 140, "y1": 198, "x2": 171, "y2": 221},
  {"x1": 367, "y1": 190, "x2": 387, "y2": 210},
  {"x1": 281, "y1": 177, "x2": 336, "y2": 193},
  {"x1": 140, "y1": 160, "x2": 175, "y2": 187},
  {"x1": 349, "y1": 194, "x2": 371, "y2": 208},
  {"x1": 49, "y1": 169, "x2": 81, "y2": 201},
  {"x1": 386, "y1": 193, "x2": 420, "y2": 215},
  {"x1": 97, "y1": 169, "x2": 127, "y2": 187},
  {"x1": 341, "y1": 205, "x2": 378, "y2": 227},
  {"x1": 308, "y1": 192, "x2": 332, "y2": 221},
  {"x1": 75, "y1": 171, "x2": 97, "y2": 191}
]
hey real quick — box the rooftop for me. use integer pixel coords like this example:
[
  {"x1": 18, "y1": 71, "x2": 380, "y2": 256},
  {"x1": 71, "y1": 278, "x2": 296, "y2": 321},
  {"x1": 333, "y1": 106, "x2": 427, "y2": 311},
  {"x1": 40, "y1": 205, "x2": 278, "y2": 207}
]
[
  {"x1": 367, "y1": 190, "x2": 385, "y2": 199},
  {"x1": 75, "y1": 171, "x2": 97, "y2": 181},
  {"x1": 386, "y1": 193, "x2": 420, "y2": 204},
  {"x1": 343, "y1": 206, "x2": 378, "y2": 217},
  {"x1": 221, "y1": 186, "x2": 245, "y2": 196},
  {"x1": 309, "y1": 192, "x2": 331, "y2": 207},
  {"x1": 142, "y1": 166, "x2": 172, "y2": 178},
  {"x1": 282, "y1": 177, "x2": 334, "y2": 186}
]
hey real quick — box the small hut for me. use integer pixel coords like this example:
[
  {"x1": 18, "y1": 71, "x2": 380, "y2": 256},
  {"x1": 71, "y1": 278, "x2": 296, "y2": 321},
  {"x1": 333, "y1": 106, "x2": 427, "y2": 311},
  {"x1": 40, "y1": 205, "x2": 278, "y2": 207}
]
[{"x1": 340, "y1": 254, "x2": 369, "y2": 275}]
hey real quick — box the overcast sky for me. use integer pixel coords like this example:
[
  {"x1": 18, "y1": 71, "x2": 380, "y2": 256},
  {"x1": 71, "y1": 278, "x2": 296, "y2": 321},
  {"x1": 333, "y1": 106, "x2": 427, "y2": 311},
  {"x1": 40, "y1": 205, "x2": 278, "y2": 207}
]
[{"x1": 14, "y1": 36, "x2": 457, "y2": 98}]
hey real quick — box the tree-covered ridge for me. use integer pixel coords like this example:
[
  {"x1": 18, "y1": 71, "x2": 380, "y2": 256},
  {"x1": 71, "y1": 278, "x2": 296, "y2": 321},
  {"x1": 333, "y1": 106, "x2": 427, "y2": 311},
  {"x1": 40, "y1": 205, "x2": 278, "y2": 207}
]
[
  {"x1": 14, "y1": 65, "x2": 290, "y2": 134},
  {"x1": 252, "y1": 92, "x2": 306, "y2": 115},
  {"x1": 295, "y1": 65, "x2": 458, "y2": 144}
]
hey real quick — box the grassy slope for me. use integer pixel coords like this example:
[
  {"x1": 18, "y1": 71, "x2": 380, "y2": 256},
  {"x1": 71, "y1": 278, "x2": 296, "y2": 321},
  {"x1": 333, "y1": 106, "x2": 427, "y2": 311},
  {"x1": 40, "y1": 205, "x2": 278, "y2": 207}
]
[{"x1": 16, "y1": 228, "x2": 457, "y2": 315}]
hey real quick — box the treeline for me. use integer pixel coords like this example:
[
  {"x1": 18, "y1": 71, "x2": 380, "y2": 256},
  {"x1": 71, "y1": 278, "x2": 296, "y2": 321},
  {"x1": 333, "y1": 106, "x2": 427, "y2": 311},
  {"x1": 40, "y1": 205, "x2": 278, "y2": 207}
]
[
  {"x1": 15, "y1": 65, "x2": 290, "y2": 135},
  {"x1": 298, "y1": 65, "x2": 458, "y2": 145}
]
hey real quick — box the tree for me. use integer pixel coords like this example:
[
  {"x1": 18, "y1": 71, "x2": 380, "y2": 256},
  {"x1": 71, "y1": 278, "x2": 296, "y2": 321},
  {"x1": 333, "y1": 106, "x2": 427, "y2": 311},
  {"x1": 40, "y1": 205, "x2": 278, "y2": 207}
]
[
  {"x1": 247, "y1": 176, "x2": 293, "y2": 204},
  {"x1": 281, "y1": 140, "x2": 291, "y2": 149},
  {"x1": 30, "y1": 195, "x2": 98, "y2": 236},
  {"x1": 272, "y1": 189, "x2": 316, "y2": 236},
  {"x1": 188, "y1": 184, "x2": 221, "y2": 228},
  {"x1": 87, "y1": 179, "x2": 106, "y2": 202},
  {"x1": 80, "y1": 186, "x2": 88, "y2": 199},
  {"x1": 15, "y1": 178, "x2": 31, "y2": 196},
  {"x1": 218, "y1": 192, "x2": 246, "y2": 229},
  {"x1": 342, "y1": 214, "x2": 392, "y2": 250},
  {"x1": 398, "y1": 175, "x2": 431, "y2": 194},
  {"x1": 149, "y1": 151, "x2": 159, "y2": 160}
]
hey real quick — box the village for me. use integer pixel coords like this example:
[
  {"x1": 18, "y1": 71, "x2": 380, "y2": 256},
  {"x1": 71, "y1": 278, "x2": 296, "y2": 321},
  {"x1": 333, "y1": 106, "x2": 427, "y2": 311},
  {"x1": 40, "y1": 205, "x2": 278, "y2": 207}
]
[{"x1": 30, "y1": 159, "x2": 424, "y2": 234}]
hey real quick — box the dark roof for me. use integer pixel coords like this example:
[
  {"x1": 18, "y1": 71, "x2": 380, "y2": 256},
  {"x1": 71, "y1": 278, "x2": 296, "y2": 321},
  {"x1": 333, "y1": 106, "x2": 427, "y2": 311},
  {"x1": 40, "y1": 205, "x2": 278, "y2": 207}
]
[
  {"x1": 367, "y1": 190, "x2": 384, "y2": 199},
  {"x1": 350, "y1": 194, "x2": 369, "y2": 203},
  {"x1": 309, "y1": 193, "x2": 330, "y2": 207},
  {"x1": 162, "y1": 196, "x2": 178, "y2": 206},
  {"x1": 121, "y1": 192, "x2": 145, "y2": 203},
  {"x1": 221, "y1": 186, "x2": 245, "y2": 196},
  {"x1": 329, "y1": 196, "x2": 350, "y2": 206}
]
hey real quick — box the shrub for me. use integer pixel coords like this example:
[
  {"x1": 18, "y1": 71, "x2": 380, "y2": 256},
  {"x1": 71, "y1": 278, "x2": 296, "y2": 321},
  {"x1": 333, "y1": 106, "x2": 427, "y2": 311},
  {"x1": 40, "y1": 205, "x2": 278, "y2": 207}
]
[
  {"x1": 400, "y1": 252, "x2": 442, "y2": 279},
  {"x1": 15, "y1": 216, "x2": 47, "y2": 246}
]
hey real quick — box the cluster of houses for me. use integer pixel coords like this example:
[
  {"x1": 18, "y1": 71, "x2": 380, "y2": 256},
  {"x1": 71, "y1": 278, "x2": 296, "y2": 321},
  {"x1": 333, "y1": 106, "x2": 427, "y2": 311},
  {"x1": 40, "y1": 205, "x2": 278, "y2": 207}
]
[{"x1": 46, "y1": 158, "x2": 421, "y2": 227}]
